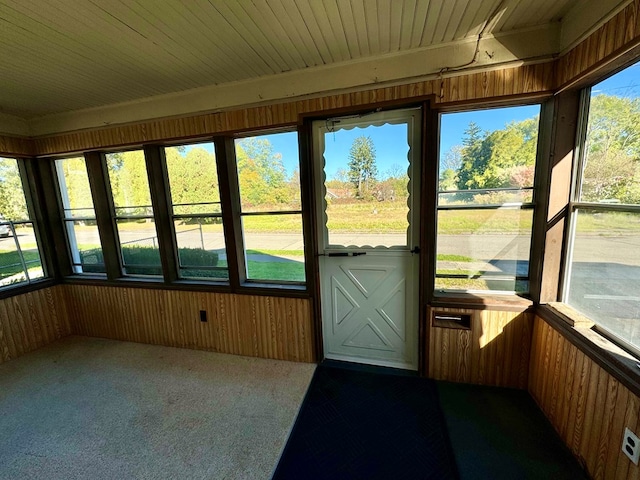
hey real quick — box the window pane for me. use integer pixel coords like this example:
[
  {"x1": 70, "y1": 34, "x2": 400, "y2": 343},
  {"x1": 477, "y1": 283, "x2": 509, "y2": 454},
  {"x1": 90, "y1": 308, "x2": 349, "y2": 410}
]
[
  {"x1": 116, "y1": 219, "x2": 162, "y2": 276},
  {"x1": 567, "y1": 209, "x2": 640, "y2": 348},
  {"x1": 435, "y1": 208, "x2": 532, "y2": 293},
  {"x1": 436, "y1": 105, "x2": 540, "y2": 294},
  {"x1": 580, "y1": 60, "x2": 640, "y2": 204},
  {"x1": 235, "y1": 132, "x2": 302, "y2": 213},
  {"x1": 106, "y1": 150, "x2": 153, "y2": 211},
  {"x1": 65, "y1": 221, "x2": 105, "y2": 273},
  {"x1": 174, "y1": 219, "x2": 228, "y2": 280},
  {"x1": 439, "y1": 106, "x2": 540, "y2": 193},
  {"x1": 438, "y1": 189, "x2": 533, "y2": 206},
  {"x1": 0, "y1": 223, "x2": 44, "y2": 287},
  {"x1": 242, "y1": 214, "x2": 305, "y2": 282},
  {"x1": 107, "y1": 150, "x2": 161, "y2": 277},
  {"x1": 55, "y1": 158, "x2": 104, "y2": 274},
  {"x1": 0, "y1": 157, "x2": 29, "y2": 221},
  {"x1": 0, "y1": 159, "x2": 46, "y2": 287},
  {"x1": 0, "y1": 237, "x2": 25, "y2": 287},
  {"x1": 55, "y1": 157, "x2": 95, "y2": 217},
  {"x1": 166, "y1": 142, "x2": 222, "y2": 215},
  {"x1": 321, "y1": 122, "x2": 411, "y2": 248}
]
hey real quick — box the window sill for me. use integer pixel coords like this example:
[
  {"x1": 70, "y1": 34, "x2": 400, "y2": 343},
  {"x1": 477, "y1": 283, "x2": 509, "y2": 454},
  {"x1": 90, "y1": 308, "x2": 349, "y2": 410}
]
[
  {"x1": 537, "y1": 303, "x2": 640, "y2": 398},
  {"x1": 431, "y1": 292, "x2": 534, "y2": 312},
  {"x1": 61, "y1": 275, "x2": 310, "y2": 298},
  {"x1": 0, "y1": 278, "x2": 58, "y2": 300}
]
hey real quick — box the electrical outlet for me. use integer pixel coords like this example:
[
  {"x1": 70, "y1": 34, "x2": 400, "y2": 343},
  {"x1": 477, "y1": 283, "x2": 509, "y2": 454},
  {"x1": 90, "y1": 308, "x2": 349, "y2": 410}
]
[
  {"x1": 623, "y1": 427, "x2": 640, "y2": 465},
  {"x1": 199, "y1": 310, "x2": 207, "y2": 322}
]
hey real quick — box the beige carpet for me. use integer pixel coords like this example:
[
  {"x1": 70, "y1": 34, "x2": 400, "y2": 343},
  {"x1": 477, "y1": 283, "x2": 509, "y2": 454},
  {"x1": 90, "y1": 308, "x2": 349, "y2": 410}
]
[{"x1": 0, "y1": 336, "x2": 315, "y2": 480}]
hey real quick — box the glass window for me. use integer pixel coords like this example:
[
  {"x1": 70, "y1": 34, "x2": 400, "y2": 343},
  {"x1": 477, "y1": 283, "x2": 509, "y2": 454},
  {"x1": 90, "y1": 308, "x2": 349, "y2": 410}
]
[
  {"x1": 55, "y1": 157, "x2": 105, "y2": 274},
  {"x1": 235, "y1": 132, "x2": 305, "y2": 283},
  {"x1": 0, "y1": 157, "x2": 45, "y2": 287},
  {"x1": 565, "y1": 59, "x2": 640, "y2": 350},
  {"x1": 436, "y1": 105, "x2": 541, "y2": 293},
  {"x1": 321, "y1": 121, "x2": 412, "y2": 248},
  {"x1": 106, "y1": 150, "x2": 162, "y2": 276},
  {"x1": 165, "y1": 142, "x2": 228, "y2": 281}
]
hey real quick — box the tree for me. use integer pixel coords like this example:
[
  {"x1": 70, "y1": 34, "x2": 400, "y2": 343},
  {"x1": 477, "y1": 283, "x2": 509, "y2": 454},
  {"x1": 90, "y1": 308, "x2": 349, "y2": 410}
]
[
  {"x1": 236, "y1": 138, "x2": 293, "y2": 208},
  {"x1": 439, "y1": 145, "x2": 462, "y2": 191},
  {"x1": 165, "y1": 146, "x2": 219, "y2": 212},
  {"x1": 106, "y1": 151, "x2": 151, "y2": 215},
  {"x1": 59, "y1": 157, "x2": 93, "y2": 211},
  {"x1": 581, "y1": 94, "x2": 640, "y2": 202},
  {"x1": 0, "y1": 158, "x2": 28, "y2": 220},
  {"x1": 456, "y1": 118, "x2": 539, "y2": 191},
  {"x1": 348, "y1": 136, "x2": 378, "y2": 198}
]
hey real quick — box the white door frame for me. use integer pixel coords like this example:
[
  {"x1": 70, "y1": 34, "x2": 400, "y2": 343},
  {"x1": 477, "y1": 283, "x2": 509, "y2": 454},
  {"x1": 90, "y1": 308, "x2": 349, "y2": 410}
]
[{"x1": 313, "y1": 107, "x2": 422, "y2": 370}]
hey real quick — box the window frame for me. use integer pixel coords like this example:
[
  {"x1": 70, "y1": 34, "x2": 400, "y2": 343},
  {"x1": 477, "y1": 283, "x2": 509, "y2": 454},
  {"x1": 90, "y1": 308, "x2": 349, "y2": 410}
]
[
  {"x1": 562, "y1": 81, "x2": 640, "y2": 357},
  {"x1": 161, "y1": 140, "x2": 230, "y2": 283},
  {"x1": 230, "y1": 129, "x2": 307, "y2": 287},
  {"x1": 103, "y1": 147, "x2": 165, "y2": 279},
  {"x1": 53, "y1": 156, "x2": 106, "y2": 275},
  {"x1": 0, "y1": 156, "x2": 52, "y2": 295},
  {"x1": 432, "y1": 101, "x2": 546, "y2": 298},
  {"x1": 46, "y1": 131, "x2": 311, "y2": 297}
]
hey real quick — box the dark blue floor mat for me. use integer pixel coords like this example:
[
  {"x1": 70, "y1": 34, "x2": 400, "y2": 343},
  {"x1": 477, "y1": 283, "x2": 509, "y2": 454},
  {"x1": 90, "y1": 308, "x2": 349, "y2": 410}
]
[{"x1": 272, "y1": 364, "x2": 459, "y2": 480}]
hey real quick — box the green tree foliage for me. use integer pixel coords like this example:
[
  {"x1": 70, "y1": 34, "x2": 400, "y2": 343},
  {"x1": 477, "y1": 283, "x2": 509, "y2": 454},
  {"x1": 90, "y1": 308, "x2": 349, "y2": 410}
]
[
  {"x1": 236, "y1": 138, "x2": 293, "y2": 208},
  {"x1": 165, "y1": 146, "x2": 219, "y2": 212},
  {"x1": 58, "y1": 157, "x2": 93, "y2": 211},
  {"x1": 0, "y1": 157, "x2": 28, "y2": 220},
  {"x1": 348, "y1": 136, "x2": 378, "y2": 197},
  {"x1": 456, "y1": 118, "x2": 539, "y2": 191},
  {"x1": 106, "y1": 150, "x2": 152, "y2": 215},
  {"x1": 582, "y1": 94, "x2": 640, "y2": 202}
]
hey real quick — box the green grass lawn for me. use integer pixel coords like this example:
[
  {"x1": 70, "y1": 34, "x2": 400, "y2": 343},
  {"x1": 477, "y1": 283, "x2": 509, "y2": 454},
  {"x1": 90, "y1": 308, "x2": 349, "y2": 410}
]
[
  {"x1": 0, "y1": 249, "x2": 41, "y2": 280},
  {"x1": 57, "y1": 201, "x2": 640, "y2": 237}
]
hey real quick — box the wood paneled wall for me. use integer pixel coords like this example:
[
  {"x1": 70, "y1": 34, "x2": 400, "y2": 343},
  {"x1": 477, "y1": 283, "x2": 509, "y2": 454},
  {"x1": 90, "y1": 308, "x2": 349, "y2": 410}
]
[
  {"x1": 0, "y1": 134, "x2": 33, "y2": 157},
  {"x1": 64, "y1": 285, "x2": 315, "y2": 363},
  {"x1": 32, "y1": 63, "x2": 554, "y2": 156},
  {"x1": 529, "y1": 316, "x2": 640, "y2": 480},
  {"x1": 427, "y1": 306, "x2": 534, "y2": 389},
  {"x1": 557, "y1": 0, "x2": 640, "y2": 88},
  {"x1": 0, "y1": 286, "x2": 70, "y2": 365}
]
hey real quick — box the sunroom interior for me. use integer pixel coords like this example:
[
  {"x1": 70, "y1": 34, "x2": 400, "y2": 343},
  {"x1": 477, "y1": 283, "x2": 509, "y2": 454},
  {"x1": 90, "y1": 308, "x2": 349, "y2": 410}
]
[{"x1": 2, "y1": 0, "x2": 640, "y2": 478}]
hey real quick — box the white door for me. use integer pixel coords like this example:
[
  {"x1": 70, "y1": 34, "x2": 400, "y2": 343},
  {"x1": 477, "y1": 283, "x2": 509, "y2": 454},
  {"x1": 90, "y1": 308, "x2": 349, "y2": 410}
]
[{"x1": 313, "y1": 108, "x2": 421, "y2": 370}]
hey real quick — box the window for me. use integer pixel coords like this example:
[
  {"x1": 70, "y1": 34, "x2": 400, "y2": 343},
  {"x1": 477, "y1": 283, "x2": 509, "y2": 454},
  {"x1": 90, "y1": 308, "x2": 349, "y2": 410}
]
[
  {"x1": 55, "y1": 157, "x2": 105, "y2": 274},
  {"x1": 106, "y1": 150, "x2": 162, "y2": 276},
  {"x1": 234, "y1": 132, "x2": 305, "y2": 283},
  {"x1": 0, "y1": 157, "x2": 45, "y2": 288},
  {"x1": 436, "y1": 105, "x2": 541, "y2": 294},
  {"x1": 565, "y1": 59, "x2": 640, "y2": 350},
  {"x1": 165, "y1": 142, "x2": 228, "y2": 281}
]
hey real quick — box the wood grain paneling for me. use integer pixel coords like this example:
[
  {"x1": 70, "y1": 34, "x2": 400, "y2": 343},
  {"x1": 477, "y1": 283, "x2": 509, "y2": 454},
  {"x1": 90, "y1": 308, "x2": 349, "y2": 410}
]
[
  {"x1": 557, "y1": 0, "x2": 640, "y2": 88},
  {"x1": 0, "y1": 286, "x2": 70, "y2": 365},
  {"x1": 427, "y1": 306, "x2": 534, "y2": 389},
  {"x1": 64, "y1": 284, "x2": 315, "y2": 363},
  {"x1": 32, "y1": 63, "x2": 554, "y2": 156},
  {"x1": 0, "y1": 134, "x2": 33, "y2": 157},
  {"x1": 529, "y1": 316, "x2": 640, "y2": 479}
]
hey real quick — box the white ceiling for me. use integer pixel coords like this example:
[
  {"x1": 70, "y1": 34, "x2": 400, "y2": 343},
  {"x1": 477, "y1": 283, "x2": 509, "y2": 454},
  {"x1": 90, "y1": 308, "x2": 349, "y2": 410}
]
[{"x1": 0, "y1": 0, "x2": 631, "y2": 136}]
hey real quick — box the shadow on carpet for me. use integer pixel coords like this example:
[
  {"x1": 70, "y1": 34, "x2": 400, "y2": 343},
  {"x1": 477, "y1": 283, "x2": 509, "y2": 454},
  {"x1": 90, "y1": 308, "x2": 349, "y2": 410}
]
[{"x1": 272, "y1": 363, "x2": 459, "y2": 480}]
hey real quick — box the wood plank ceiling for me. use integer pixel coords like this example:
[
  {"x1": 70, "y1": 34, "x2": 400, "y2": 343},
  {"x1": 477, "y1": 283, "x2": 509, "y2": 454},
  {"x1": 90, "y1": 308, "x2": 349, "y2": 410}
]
[{"x1": 0, "y1": 0, "x2": 584, "y2": 120}]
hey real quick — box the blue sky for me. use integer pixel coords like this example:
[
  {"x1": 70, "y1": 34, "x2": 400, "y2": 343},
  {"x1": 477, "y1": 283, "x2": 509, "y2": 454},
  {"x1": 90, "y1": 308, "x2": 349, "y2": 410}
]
[
  {"x1": 187, "y1": 58, "x2": 640, "y2": 179},
  {"x1": 592, "y1": 58, "x2": 640, "y2": 97}
]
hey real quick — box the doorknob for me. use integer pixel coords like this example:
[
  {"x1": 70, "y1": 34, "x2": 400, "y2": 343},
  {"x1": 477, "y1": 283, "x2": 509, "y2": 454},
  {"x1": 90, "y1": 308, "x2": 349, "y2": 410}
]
[{"x1": 411, "y1": 246, "x2": 420, "y2": 254}]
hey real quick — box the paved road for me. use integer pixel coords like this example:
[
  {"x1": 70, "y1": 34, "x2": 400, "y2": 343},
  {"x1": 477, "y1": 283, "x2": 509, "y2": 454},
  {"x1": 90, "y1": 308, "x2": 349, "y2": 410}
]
[{"x1": 3, "y1": 229, "x2": 640, "y2": 265}]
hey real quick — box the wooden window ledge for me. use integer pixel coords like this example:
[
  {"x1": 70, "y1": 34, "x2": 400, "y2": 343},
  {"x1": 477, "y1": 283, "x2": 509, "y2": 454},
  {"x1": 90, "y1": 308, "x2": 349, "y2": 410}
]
[
  {"x1": 537, "y1": 303, "x2": 640, "y2": 398},
  {"x1": 431, "y1": 292, "x2": 534, "y2": 312}
]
